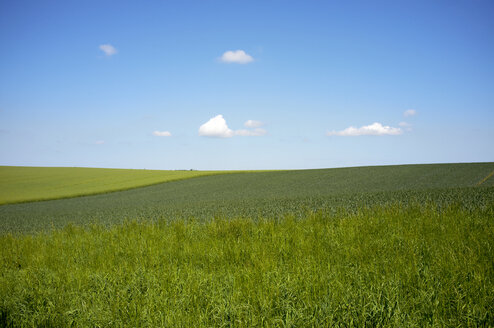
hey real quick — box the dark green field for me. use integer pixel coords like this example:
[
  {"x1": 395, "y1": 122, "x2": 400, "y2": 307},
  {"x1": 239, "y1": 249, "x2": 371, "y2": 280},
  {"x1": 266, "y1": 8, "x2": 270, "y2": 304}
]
[
  {"x1": 1, "y1": 163, "x2": 493, "y2": 327},
  {"x1": 1, "y1": 163, "x2": 493, "y2": 233}
]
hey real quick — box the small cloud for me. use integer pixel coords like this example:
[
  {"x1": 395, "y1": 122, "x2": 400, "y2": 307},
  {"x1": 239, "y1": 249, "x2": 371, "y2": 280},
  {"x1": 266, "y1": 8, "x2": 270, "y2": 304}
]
[
  {"x1": 199, "y1": 115, "x2": 267, "y2": 138},
  {"x1": 199, "y1": 115, "x2": 234, "y2": 138},
  {"x1": 244, "y1": 120, "x2": 264, "y2": 128},
  {"x1": 95, "y1": 140, "x2": 105, "y2": 144},
  {"x1": 327, "y1": 122, "x2": 402, "y2": 136},
  {"x1": 403, "y1": 109, "x2": 416, "y2": 117},
  {"x1": 99, "y1": 44, "x2": 117, "y2": 56},
  {"x1": 152, "y1": 131, "x2": 172, "y2": 137},
  {"x1": 235, "y1": 128, "x2": 267, "y2": 136},
  {"x1": 220, "y1": 50, "x2": 254, "y2": 64}
]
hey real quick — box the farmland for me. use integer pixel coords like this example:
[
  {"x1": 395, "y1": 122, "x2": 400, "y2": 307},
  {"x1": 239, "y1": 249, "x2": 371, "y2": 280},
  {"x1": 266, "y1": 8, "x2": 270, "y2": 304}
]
[
  {"x1": 1, "y1": 163, "x2": 494, "y2": 327},
  {"x1": 0, "y1": 166, "x2": 233, "y2": 205},
  {"x1": 1, "y1": 163, "x2": 493, "y2": 233}
]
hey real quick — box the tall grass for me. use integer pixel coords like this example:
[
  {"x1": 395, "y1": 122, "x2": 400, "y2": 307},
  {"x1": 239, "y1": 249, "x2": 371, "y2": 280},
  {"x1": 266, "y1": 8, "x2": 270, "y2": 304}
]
[{"x1": 1, "y1": 203, "x2": 493, "y2": 327}]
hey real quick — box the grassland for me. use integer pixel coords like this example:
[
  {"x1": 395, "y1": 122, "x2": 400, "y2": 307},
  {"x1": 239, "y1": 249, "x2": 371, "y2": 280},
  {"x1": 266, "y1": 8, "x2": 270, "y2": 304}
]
[
  {"x1": 0, "y1": 166, "x2": 233, "y2": 205},
  {"x1": 1, "y1": 163, "x2": 493, "y2": 327},
  {"x1": 1, "y1": 204, "x2": 493, "y2": 327}
]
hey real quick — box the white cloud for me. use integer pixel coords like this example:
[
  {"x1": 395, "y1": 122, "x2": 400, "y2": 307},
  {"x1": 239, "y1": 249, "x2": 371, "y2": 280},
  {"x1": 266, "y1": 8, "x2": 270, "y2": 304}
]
[
  {"x1": 152, "y1": 131, "x2": 172, "y2": 137},
  {"x1": 327, "y1": 122, "x2": 402, "y2": 136},
  {"x1": 404, "y1": 109, "x2": 416, "y2": 117},
  {"x1": 199, "y1": 115, "x2": 267, "y2": 138},
  {"x1": 244, "y1": 120, "x2": 264, "y2": 128},
  {"x1": 95, "y1": 140, "x2": 105, "y2": 144},
  {"x1": 199, "y1": 115, "x2": 234, "y2": 138},
  {"x1": 235, "y1": 128, "x2": 267, "y2": 136},
  {"x1": 99, "y1": 44, "x2": 117, "y2": 56},
  {"x1": 220, "y1": 50, "x2": 254, "y2": 64}
]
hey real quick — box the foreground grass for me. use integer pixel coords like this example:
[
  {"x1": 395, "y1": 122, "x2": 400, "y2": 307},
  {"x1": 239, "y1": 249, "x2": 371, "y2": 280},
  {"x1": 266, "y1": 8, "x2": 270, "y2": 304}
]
[
  {"x1": 1, "y1": 204, "x2": 493, "y2": 327},
  {"x1": 0, "y1": 166, "x2": 234, "y2": 205}
]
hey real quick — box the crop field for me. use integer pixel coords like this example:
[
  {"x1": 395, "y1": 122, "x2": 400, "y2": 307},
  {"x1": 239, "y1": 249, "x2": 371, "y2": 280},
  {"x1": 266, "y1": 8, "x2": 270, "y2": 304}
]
[
  {"x1": 0, "y1": 166, "x2": 234, "y2": 205},
  {"x1": 1, "y1": 163, "x2": 493, "y2": 233},
  {"x1": 1, "y1": 163, "x2": 494, "y2": 327}
]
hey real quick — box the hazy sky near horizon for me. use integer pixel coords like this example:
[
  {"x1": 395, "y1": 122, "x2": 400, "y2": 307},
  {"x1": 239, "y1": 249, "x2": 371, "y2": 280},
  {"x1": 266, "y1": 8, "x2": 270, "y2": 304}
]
[{"x1": 1, "y1": 0, "x2": 493, "y2": 170}]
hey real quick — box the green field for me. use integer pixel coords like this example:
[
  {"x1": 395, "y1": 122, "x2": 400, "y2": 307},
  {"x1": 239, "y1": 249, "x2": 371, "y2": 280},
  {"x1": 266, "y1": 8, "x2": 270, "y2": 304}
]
[
  {"x1": 2, "y1": 205, "x2": 493, "y2": 327},
  {"x1": 0, "y1": 166, "x2": 234, "y2": 205},
  {"x1": 1, "y1": 163, "x2": 493, "y2": 233},
  {"x1": 1, "y1": 163, "x2": 494, "y2": 326}
]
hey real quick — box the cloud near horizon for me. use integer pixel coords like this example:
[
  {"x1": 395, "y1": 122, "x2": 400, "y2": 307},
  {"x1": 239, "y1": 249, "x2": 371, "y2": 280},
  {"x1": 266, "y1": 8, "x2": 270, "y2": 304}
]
[
  {"x1": 404, "y1": 109, "x2": 416, "y2": 117},
  {"x1": 199, "y1": 115, "x2": 266, "y2": 138},
  {"x1": 99, "y1": 44, "x2": 117, "y2": 56},
  {"x1": 220, "y1": 50, "x2": 254, "y2": 64},
  {"x1": 327, "y1": 122, "x2": 402, "y2": 136},
  {"x1": 152, "y1": 131, "x2": 172, "y2": 137},
  {"x1": 199, "y1": 115, "x2": 234, "y2": 138}
]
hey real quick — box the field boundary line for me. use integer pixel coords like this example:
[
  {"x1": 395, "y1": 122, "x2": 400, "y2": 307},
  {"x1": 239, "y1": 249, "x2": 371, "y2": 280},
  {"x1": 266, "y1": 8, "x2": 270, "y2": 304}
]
[
  {"x1": 0, "y1": 170, "x2": 266, "y2": 206},
  {"x1": 477, "y1": 170, "x2": 494, "y2": 186}
]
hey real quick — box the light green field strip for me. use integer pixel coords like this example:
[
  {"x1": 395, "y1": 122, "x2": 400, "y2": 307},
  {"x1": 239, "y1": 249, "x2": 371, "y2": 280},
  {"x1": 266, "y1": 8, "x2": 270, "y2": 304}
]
[
  {"x1": 477, "y1": 170, "x2": 494, "y2": 186},
  {"x1": 0, "y1": 166, "x2": 235, "y2": 205}
]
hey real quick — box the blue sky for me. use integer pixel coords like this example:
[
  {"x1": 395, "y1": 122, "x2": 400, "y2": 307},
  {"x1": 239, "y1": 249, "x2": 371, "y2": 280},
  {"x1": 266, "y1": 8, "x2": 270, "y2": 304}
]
[{"x1": 1, "y1": 0, "x2": 493, "y2": 170}]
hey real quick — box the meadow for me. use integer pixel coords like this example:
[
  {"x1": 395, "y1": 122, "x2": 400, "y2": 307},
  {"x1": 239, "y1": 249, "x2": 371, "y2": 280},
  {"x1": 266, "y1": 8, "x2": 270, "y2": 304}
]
[{"x1": 0, "y1": 163, "x2": 493, "y2": 327}]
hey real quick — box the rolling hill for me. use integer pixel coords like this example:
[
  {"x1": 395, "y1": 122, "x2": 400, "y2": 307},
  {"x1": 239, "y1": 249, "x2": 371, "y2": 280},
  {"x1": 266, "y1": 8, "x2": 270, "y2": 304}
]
[
  {"x1": 0, "y1": 166, "x2": 234, "y2": 205},
  {"x1": 1, "y1": 163, "x2": 493, "y2": 233}
]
